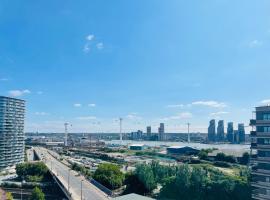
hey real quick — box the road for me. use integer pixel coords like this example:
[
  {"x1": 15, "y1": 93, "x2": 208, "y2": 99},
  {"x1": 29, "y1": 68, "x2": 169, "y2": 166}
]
[{"x1": 34, "y1": 147, "x2": 108, "y2": 200}]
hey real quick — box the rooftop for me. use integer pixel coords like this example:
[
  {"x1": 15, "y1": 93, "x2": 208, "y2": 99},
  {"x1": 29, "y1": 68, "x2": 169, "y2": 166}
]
[{"x1": 113, "y1": 193, "x2": 154, "y2": 200}]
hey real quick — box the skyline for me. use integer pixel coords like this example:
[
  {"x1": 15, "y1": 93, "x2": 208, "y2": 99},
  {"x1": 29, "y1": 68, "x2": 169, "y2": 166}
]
[{"x1": 1, "y1": 0, "x2": 270, "y2": 133}]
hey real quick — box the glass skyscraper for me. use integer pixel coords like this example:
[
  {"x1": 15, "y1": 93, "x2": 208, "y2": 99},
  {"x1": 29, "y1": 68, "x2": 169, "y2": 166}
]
[
  {"x1": 0, "y1": 96, "x2": 25, "y2": 169},
  {"x1": 208, "y1": 119, "x2": 216, "y2": 142},
  {"x1": 217, "y1": 120, "x2": 225, "y2": 142}
]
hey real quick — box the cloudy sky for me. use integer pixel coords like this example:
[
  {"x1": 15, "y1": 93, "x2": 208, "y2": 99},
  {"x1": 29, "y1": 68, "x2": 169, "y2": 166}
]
[{"x1": 0, "y1": 0, "x2": 270, "y2": 133}]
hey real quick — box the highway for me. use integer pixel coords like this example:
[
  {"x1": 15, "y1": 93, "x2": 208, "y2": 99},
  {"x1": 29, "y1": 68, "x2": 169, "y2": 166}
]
[{"x1": 34, "y1": 147, "x2": 108, "y2": 200}]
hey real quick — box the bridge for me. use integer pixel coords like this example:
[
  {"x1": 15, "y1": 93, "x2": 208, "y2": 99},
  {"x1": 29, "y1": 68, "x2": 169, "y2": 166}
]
[{"x1": 33, "y1": 147, "x2": 109, "y2": 200}]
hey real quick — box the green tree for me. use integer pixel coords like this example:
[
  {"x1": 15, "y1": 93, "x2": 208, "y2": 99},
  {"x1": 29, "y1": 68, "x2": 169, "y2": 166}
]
[
  {"x1": 93, "y1": 163, "x2": 124, "y2": 190},
  {"x1": 6, "y1": 192, "x2": 13, "y2": 200},
  {"x1": 124, "y1": 172, "x2": 149, "y2": 195},
  {"x1": 240, "y1": 152, "x2": 250, "y2": 165},
  {"x1": 30, "y1": 187, "x2": 45, "y2": 200},
  {"x1": 135, "y1": 163, "x2": 157, "y2": 192}
]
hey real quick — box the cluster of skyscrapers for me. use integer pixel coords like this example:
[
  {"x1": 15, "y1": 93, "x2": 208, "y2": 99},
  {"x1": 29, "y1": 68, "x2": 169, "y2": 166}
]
[
  {"x1": 129, "y1": 123, "x2": 165, "y2": 141},
  {"x1": 208, "y1": 119, "x2": 245, "y2": 143},
  {"x1": 0, "y1": 96, "x2": 25, "y2": 169}
]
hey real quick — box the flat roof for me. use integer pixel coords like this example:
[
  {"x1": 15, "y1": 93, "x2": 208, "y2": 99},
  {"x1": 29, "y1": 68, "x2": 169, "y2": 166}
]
[
  {"x1": 130, "y1": 144, "x2": 145, "y2": 147},
  {"x1": 113, "y1": 193, "x2": 154, "y2": 200},
  {"x1": 0, "y1": 96, "x2": 25, "y2": 102}
]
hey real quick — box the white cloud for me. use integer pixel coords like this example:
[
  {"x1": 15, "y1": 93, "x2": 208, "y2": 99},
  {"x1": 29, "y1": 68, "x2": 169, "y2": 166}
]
[
  {"x1": 210, "y1": 111, "x2": 229, "y2": 117},
  {"x1": 37, "y1": 91, "x2": 43, "y2": 95},
  {"x1": 8, "y1": 89, "x2": 31, "y2": 97},
  {"x1": 166, "y1": 104, "x2": 184, "y2": 108},
  {"x1": 83, "y1": 44, "x2": 90, "y2": 53},
  {"x1": 35, "y1": 112, "x2": 49, "y2": 116},
  {"x1": 260, "y1": 99, "x2": 270, "y2": 105},
  {"x1": 192, "y1": 101, "x2": 227, "y2": 108},
  {"x1": 0, "y1": 78, "x2": 8, "y2": 81},
  {"x1": 96, "y1": 42, "x2": 104, "y2": 50},
  {"x1": 86, "y1": 34, "x2": 94, "y2": 41},
  {"x1": 161, "y1": 112, "x2": 193, "y2": 121},
  {"x1": 126, "y1": 113, "x2": 142, "y2": 120},
  {"x1": 73, "y1": 103, "x2": 82, "y2": 107},
  {"x1": 249, "y1": 40, "x2": 263, "y2": 48},
  {"x1": 76, "y1": 116, "x2": 97, "y2": 120},
  {"x1": 88, "y1": 103, "x2": 96, "y2": 107}
]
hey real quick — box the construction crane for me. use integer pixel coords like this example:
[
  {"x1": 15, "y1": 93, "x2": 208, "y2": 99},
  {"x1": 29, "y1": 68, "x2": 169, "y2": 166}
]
[
  {"x1": 119, "y1": 118, "x2": 123, "y2": 142},
  {"x1": 187, "y1": 123, "x2": 191, "y2": 143},
  {"x1": 64, "y1": 123, "x2": 72, "y2": 147}
]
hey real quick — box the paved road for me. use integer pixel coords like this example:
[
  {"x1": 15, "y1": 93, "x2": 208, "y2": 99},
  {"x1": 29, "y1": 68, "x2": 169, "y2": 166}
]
[
  {"x1": 26, "y1": 148, "x2": 34, "y2": 161},
  {"x1": 34, "y1": 147, "x2": 108, "y2": 200}
]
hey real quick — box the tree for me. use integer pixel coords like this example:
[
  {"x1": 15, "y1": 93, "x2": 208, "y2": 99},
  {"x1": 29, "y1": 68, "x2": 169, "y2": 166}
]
[
  {"x1": 6, "y1": 192, "x2": 13, "y2": 200},
  {"x1": 124, "y1": 172, "x2": 149, "y2": 195},
  {"x1": 30, "y1": 187, "x2": 45, "y2": 200},
  {"x1": 134, "y1": 164, "x2": 157, "y2": 192},
  {"x1": 240, "y1": 152, "x2": 250, "y2": 165},
  {"x1": 93, "y1": 163, "x2": 124, "y2": 190},
  {"x1": 198, "y1": 151, "x2": 208, "y2": 160},
  {"x1": 16, "y1": 162, "x2": 49, "y2": 182}
]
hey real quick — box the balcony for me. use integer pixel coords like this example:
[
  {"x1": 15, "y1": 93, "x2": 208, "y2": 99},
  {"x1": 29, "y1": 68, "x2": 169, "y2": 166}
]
[
  {"x1": 250, "y1": 119, "x2": 257, "y2": 126},
  {"x1": 252, "y1": 193, "x2": 270, "y2": 200},
  {"x1": 257, "y1": 144, "x2": 270, "y2": 149},
  {"x1": 251, "y1": 142, "x2": 258, "y2": 148},
  {"x1": 251, "y1": 131, "x2": 257, "y2": 137}
]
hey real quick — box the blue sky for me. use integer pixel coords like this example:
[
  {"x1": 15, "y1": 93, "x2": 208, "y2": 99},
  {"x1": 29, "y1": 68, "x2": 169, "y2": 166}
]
[{"x1": 1, "y1": 0, "x2": 270, "y2": 133}]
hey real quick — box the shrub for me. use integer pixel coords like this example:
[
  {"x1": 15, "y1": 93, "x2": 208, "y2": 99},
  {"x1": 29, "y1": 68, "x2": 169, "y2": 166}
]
[
  {"x1": 214, "y1": 161, "x2": 231, "y2": 168},
  {"x1": 93, "y1": 163, "x2": 124, "y2": 190}
]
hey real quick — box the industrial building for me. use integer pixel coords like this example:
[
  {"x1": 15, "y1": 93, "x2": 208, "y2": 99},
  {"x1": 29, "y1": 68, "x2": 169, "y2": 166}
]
[
  {"x1": 0, "y1": 96, "x2": 25, "y2": 169},
  {"x1": 129, "y1": 144, "x2": 146, "y2": 151},
  {"x1": 167, "y1": 146, "x2": 199, "y2": 155}
]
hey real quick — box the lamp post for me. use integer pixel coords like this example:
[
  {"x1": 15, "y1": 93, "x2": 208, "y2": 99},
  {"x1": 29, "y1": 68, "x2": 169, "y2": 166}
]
[
  {"x1": 68, "y1": 169, "x2": 71, "y2": 193},
  {"x1": 81, "y1": 179, "x2": 84, "y2": 200}
]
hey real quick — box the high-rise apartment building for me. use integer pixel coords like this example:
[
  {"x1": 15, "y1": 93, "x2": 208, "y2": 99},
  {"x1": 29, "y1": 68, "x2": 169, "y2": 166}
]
[
  {"x1": 238, "y1": 123, "x2": 245, "y2": 143},
  {"x1": 0, "y1": 96, "x2": 25, "y2": 169},
  {"x1": 208, "y1": 119, "x2": 216, "y2": 142},
  {"x1": 158, "y1": 123, "x2": 165, "y2": 141},
  {"x1": 146, "y1": 126, "x2": 151, "y2": 138},
  {"x1": 234, "y1": 130, "x2": 239, "y2": 143},
  {"x1": 217, "y1": 120, "x2": 225, "y2": 142},
  {"x1": 250, "y1": 106, "x2": 270, "y2": 199},
  {"x1": 227, "y1": 122, "x2": 234, "y2": 143}
]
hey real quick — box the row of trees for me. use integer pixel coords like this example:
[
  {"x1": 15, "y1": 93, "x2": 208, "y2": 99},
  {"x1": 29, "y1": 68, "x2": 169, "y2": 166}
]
[
  {"x1": 199, "y1": 149, "x2": 250, "y2": 165},
  {"x1": 16, "y1": 162, "x2": 49, "y2": 182},
  {"x1": 71, "y1": 163, "x2": 92, "y2": 178},
  {"x1": 4, "y1": 187, "x2": 45, "y2": 200}
]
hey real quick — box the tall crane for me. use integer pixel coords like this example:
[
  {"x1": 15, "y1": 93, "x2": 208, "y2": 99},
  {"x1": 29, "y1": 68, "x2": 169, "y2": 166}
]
[
  {"x1": 64, "y1": 122, "x2": 71, "y2": 147},
  {"x1": 187, "y1": 123, "x2": 191, "y2": 143},
  {"x1": 119, "y1": 118, "x2": 123, "y2": 142}
]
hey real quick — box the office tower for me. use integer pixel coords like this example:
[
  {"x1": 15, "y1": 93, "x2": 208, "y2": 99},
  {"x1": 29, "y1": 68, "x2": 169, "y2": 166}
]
[
  {"x1": 208, "y1": 119, "x2": 216, "y2": 142},
  {"x1": 217, "y1": 120, "x2": 225, "y2": 142},
  {"x1": 227, "y1": 122, "x2": 234, "y2": 143},
  {"x1": 238, "y1": 123, "x2": 245, "y2": 143},
  {"x1": 146, "y1": 126, "x2": 151, "y2": 138},
  {"x1": 158, "y1": 123, "x2": 165, "y2": 141},
  {"x1": 234, "y1": 130, "x2": 239, "y2": 143},
  {"x1": 0, "y1": 96, "x2": 25, "y2": 169},
  {"x1": 250, "y1": 106, "x2": 270, "y2": 199}
]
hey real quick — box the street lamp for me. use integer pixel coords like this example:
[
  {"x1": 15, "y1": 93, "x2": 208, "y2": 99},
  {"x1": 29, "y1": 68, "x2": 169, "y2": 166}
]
[
  {"x1": 68, "y1": 169, "x2": 71, "y2": 193},
  {"x1": 81, "y1": 180, "x2": 83, "y2": 200}
]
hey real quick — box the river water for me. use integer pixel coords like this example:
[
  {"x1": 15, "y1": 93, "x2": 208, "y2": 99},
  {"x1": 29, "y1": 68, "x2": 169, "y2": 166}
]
[{"x1": 105, "y1": 140, "x2": 250, "y2": 151}]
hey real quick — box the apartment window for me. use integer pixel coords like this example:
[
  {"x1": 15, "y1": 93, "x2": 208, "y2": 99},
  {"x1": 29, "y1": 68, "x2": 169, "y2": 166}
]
[
  {"x1": 265, "y1": 139, "x2": 270, "y2": 144},
  {"x1": 263, "y1": 114, "x2": 270, "y2": 120},
  {"x1": 263, "y1": 127, "x2": 270, "y2": 132}
]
